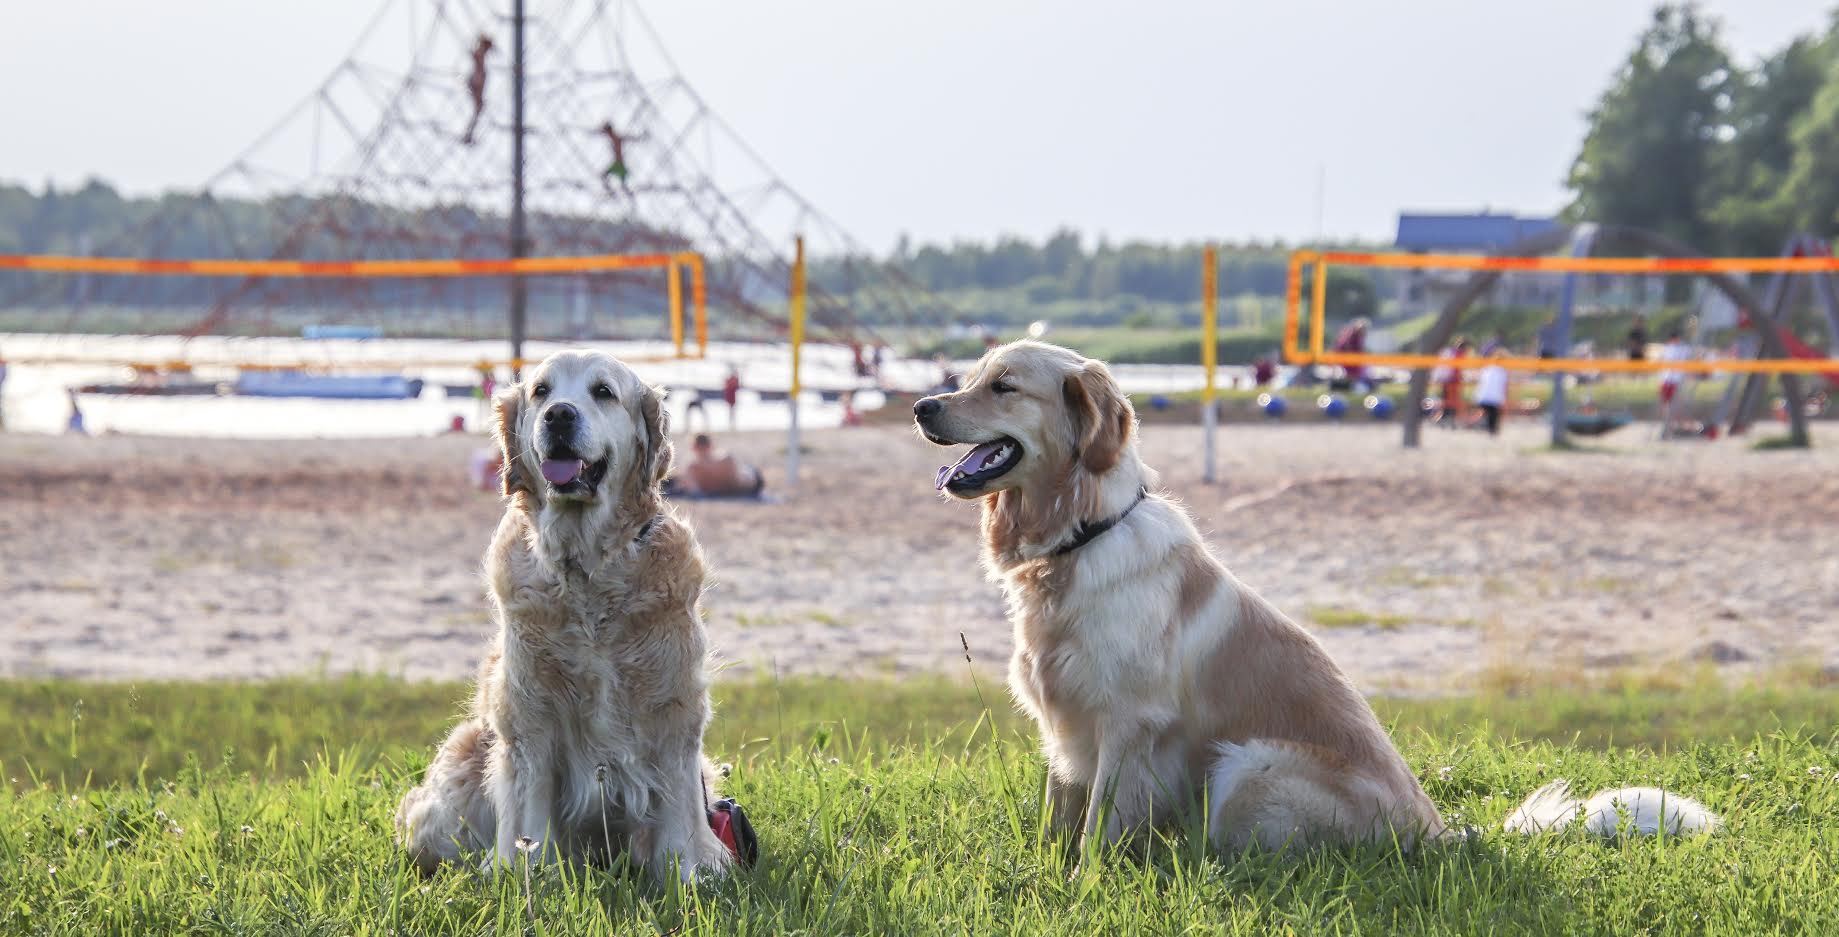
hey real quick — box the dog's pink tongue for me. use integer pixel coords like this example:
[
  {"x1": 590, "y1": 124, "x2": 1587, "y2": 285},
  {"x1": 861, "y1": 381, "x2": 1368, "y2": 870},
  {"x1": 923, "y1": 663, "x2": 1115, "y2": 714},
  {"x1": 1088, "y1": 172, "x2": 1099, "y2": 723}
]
[
  {"x1": 935, "y1": 441, "x2": 1005, "y2": 490},
  {"x1": 541, "y1": 459, "x2": 585, "y2": 485}
]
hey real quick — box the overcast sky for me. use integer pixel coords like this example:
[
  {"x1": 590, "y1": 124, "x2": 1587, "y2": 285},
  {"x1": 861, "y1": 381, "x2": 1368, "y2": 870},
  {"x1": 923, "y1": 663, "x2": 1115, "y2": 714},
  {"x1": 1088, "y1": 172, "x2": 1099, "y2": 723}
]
[{"x1": 0, "y1": 0, "x2": 1823, "y2": 250}]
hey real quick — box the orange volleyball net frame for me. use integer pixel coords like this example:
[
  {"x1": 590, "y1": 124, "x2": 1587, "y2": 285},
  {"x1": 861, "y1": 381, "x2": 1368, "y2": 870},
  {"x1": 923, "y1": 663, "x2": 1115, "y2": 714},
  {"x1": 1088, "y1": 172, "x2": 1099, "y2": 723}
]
[
  {"x1": 1282, "y1": 249, "x2": 1839, "y2": 375},
  {"x1": 0, "y1": 250, "x2": 709, "y2": 369}
]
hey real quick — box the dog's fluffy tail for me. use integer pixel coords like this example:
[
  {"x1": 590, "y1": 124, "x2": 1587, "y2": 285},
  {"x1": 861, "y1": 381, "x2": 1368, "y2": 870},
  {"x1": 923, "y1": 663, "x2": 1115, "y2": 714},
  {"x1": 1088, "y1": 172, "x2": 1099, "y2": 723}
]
[{"x1": 1504, "y1": 779, "x2": 1719, "y2": 837}]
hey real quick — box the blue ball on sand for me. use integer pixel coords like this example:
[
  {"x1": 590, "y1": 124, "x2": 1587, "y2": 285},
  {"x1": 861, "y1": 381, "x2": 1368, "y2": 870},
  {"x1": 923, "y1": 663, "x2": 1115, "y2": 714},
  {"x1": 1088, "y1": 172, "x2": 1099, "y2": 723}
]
[
  {"x1": 1364, "y1": 395, "x2": 1396, "y2": 420},
  {"x1": 1317, "y1": 394, "x2": 1348, "y2": 420},
  {"x1": 1257, "y1": 393, "x2": 1287, "y2": 419}
]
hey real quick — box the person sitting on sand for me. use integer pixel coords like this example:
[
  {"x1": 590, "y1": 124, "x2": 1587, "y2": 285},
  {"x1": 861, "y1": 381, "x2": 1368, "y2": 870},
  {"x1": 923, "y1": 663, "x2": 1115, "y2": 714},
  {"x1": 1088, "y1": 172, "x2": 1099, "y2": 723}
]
[{"x1": 675, "y1": 434, "x2": 764, "y2": 497}]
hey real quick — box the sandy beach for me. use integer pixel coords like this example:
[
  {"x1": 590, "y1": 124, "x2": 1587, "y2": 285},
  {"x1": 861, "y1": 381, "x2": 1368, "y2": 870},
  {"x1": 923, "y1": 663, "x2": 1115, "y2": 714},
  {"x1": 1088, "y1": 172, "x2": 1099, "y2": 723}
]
[{"x1": 4, "y1": 421, "x2": 1836, "y2": 691}]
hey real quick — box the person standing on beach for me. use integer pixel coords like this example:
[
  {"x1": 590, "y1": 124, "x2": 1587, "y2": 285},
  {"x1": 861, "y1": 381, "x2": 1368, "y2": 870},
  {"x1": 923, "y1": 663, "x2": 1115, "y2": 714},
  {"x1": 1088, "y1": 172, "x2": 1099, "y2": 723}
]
[
  {"x1": 1657, "y1": 330, "x2": 1692, "y2": 434},
  {"x1": 1435, "y1": 337, "x2": 1470, "y2": 427},
  {"x1": 1626, "y1": 315, "x2": 1648, "y2": 361},
  {"x1": 722, "y1": 366, "x2": 742, "y2": 432},
  {"x1": 1332, "y1": 318, "x2": 1369, "y2": 390},
  {"x1": 65, "y1": 390, "x2": 87, "y2": 436},
  {"x1": 1474, "y1": 351, "x2": 1509, "y2": 436}
]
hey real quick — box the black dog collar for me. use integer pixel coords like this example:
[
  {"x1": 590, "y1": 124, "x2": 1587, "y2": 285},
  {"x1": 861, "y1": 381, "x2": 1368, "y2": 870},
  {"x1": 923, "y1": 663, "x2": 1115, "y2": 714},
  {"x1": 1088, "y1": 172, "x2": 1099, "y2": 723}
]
[{"x1": 1054, "y1": 486, "x2": 1148, "y2": 557}]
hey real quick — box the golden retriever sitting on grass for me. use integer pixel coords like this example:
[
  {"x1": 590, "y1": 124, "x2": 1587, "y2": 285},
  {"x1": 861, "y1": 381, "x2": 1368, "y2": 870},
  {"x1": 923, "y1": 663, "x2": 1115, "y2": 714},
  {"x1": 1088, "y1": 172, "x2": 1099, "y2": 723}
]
[
  {"x1": 916, "y1": 340, "x2": 1718, "y2": 853},
  {"x1": 396, "y1": 350, "x2": 732, "y2": 881},
  {"x1": 917, "y1": 340, "x2": 1445, "y2": 853}
]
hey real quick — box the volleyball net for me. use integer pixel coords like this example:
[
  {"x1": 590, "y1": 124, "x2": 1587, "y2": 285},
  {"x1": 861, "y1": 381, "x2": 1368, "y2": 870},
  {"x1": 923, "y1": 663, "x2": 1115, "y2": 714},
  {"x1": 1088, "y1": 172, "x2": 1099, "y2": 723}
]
[
  {"x1": 0, "y1": 251, "x2": 710, "y2": 370},
  {"x1": 1283, "y1": 250, "x2": 1839, "y2": 377}
]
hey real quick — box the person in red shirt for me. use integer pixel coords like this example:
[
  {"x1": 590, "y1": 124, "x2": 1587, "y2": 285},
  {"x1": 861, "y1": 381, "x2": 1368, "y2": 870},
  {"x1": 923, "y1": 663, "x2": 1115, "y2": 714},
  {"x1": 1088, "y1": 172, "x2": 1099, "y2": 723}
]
[
  {"x1": 721, "y1": 367, "x2": 741, "y2": 432},
  {"x1": 1436, "y1": 337, "x2": 1470, "y2": 427},
  {"x1": 1332, "y1": 318, "x2": 1369, "y2": 389}
]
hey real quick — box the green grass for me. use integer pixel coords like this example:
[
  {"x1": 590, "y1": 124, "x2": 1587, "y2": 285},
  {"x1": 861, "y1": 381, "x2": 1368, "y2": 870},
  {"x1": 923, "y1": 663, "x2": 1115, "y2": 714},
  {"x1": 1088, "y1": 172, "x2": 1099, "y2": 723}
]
[
  {"x1": 1305, "y1": 605, "x2": 1414, "y2": 630},
  {"x1": 4, "y1": 675, "x2": 1838, "y2": 935}
]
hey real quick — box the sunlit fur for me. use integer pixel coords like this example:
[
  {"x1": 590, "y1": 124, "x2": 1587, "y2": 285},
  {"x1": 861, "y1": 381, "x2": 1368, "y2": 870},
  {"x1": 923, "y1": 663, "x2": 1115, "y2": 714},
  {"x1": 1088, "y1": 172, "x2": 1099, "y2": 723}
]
[
  {"x1": 920, "y1": 341, "x2": 1447, "y2": 852},
  {"x1": 919, "y1": 340, "x2": 1718, "y2": 850},
  {"x1": 1504, "y1": 780, "x2": 1720, "y2": 837},
  {"x1": 395, "y1": 350, "x2": 731, "y2": 882}
]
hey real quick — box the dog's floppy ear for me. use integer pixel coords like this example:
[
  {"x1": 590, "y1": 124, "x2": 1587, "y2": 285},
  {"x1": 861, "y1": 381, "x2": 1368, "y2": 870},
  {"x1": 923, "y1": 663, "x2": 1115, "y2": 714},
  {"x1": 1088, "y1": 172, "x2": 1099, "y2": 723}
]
[
  {"x1": 1062, "y1": 360, "x2": 1133, "y2": 475},
  {"x1": 492, "y1": 384, "x2": 539, "y2": 501},
  {"x1": 627, "y1": 385, "x2": 673, "y2": 501}
]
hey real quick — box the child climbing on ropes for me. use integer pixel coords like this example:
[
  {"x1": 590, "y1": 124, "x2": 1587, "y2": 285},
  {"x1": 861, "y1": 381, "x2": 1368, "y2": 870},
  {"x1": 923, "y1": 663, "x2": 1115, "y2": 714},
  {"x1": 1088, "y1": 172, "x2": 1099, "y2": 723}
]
[
  {"x1": 460, "y1": 35, "x2": 494, "y2": 145},
  {"x1": 600, "y1": 121, "x2": 643, "y2": 198}
]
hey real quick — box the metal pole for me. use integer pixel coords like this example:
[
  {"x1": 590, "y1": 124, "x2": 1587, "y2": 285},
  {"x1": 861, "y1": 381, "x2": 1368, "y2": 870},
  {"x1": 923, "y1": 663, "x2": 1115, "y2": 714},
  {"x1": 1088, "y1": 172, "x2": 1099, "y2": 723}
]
[
  {"x1": 667, "y1": 260, "x2": 684, "y2": 357},
  {"x1": 1549, "y1": 224, "x2": 1597, "y2": 447},
  {"x1": 1201, "y1": 244, "x2": 1219, "y2": 484},
  {"x1": 508, "y1": 0, "x2": 528, "y2": 379},
  {"x1": 787, "y1": 235, "x2": 806, "y2": 489}
]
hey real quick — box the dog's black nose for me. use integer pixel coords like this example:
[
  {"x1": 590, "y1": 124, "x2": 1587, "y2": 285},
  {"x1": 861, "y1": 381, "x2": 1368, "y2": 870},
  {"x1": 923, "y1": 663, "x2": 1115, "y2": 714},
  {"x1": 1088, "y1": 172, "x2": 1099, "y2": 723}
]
[
  {"x1": 542, "y1": 402, "x2": 579, "y2": 426},
  {"x1": 914, "y1": 398, "x2": 942, "y2": 420}
]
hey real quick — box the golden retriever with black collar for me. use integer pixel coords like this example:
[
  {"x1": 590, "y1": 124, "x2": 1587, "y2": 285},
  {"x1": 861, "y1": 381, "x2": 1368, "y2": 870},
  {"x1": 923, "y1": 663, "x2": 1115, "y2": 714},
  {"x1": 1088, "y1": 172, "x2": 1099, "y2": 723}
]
[
  {"x1": 396, "y1": 350, "x2": 732, "y2": 881},
  {"x1": 917, "y1": 341, "x2": 1720, "y2": 852}
]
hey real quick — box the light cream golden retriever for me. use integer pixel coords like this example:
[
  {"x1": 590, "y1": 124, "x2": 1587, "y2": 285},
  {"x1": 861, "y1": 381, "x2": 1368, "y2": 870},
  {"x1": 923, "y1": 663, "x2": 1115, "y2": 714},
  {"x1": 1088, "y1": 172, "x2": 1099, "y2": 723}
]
[
  {"x1": 916, "y1": 341, "x2": 1716, "y2": 852},
  {"x1": 396, "y1": 350, "x2": 732, "y2": 881}
]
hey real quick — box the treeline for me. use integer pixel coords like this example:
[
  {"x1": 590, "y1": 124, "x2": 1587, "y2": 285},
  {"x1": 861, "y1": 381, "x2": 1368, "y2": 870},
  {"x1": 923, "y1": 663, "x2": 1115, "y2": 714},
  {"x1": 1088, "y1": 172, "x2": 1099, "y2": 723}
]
[
  {"x1": 1567, "y1": 5, "x2": 1839, "y2": 255},
  {"x1": 811, "y1": 233, "x2": 1387, "y2": 332}
]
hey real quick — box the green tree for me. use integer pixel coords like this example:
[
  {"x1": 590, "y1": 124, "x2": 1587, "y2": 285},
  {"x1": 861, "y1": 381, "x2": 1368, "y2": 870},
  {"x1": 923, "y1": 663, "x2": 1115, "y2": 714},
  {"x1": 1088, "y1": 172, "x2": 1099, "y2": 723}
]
[
  {"x1": 1780, "y1": 26, "x2": 1839, "y2": 236},
  {"x1": 1565, "y1": 4, "x2": 1735, "y2": 252},
  {"x1": 1709, "y1": 27, "x2": 1834, "y2": 252}
]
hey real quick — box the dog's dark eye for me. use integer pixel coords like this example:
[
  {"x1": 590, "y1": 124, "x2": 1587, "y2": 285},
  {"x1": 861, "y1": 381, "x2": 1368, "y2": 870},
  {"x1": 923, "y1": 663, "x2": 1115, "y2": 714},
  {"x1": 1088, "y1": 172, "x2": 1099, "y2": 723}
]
[
  {"x1": 991, "y1": 379, "x2": 1017, "y2": 395},
  {"x1": 531, "y1": 383, "x2": 549, "y2": 399},
  {"x1": 593, "y1": 384, "x2": 616, "y2": 401}
]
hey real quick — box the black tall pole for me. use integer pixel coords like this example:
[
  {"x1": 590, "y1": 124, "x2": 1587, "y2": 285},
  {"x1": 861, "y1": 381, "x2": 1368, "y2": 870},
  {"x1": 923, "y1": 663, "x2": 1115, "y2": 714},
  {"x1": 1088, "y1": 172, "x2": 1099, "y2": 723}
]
[{"x1": 508, "y1": 0, "x2": 528, "y2": 379}]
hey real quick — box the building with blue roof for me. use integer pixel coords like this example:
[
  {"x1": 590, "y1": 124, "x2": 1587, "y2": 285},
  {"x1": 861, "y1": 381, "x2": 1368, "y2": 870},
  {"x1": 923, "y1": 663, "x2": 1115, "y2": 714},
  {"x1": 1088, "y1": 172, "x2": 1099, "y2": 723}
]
[{"x1": 1392, "y1": 212, "x2": 1564, "y2": 319}]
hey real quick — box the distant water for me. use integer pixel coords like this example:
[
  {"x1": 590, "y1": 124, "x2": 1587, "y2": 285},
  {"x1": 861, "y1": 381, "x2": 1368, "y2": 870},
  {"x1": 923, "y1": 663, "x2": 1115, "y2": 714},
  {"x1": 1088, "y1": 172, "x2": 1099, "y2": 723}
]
[{"x1": 0, "y1": 333, "x2": 1235, "y2": 438}]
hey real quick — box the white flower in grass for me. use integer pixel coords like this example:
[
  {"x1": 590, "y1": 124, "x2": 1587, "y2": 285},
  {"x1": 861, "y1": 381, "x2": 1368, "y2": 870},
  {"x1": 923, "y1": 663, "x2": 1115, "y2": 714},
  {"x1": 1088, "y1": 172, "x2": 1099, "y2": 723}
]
[
  {"x1": 1737, "y1": 773, "x2": 1751, "y2": 781},
  {"x1": 1810, "y1": 766, "x2": 1826, "y2": 777},
  {"x1": 1436, "y1": 766, "x2": 1453, "y2": 781},
  {"x1": 240, "y1": 825, "x2": 254, "y2": 835},
  {"x1": 515, "y1": 836, "x2": 539, "y2": 854},
  {"x1": 47, "y1": 865, "x2": 57, "y2": 876},
  {"x1": 103, "y1": 839, "x2": 121, "y2": 849},
  {"x1": 74, "y1": 828, "x2": 87, "y2": 838},
  {"x1": 169, "y1": 825, "x2": 184, "y2": 837}
]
